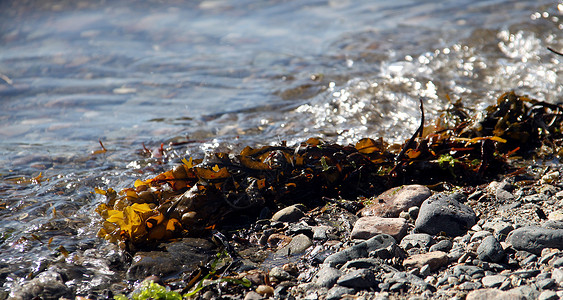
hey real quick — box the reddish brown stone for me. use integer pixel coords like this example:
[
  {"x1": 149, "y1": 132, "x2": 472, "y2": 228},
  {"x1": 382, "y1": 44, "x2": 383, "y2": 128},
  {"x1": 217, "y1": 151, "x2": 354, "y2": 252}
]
[
  {"x1": 351, "y1": 216, "x2": 408, "y2": 241},
  {"x1": 403, "y1": 251, "x2": 449, "y2": 271},
  {"x1": 359, "y1": 184, "x2": 432, "y2": 217}
]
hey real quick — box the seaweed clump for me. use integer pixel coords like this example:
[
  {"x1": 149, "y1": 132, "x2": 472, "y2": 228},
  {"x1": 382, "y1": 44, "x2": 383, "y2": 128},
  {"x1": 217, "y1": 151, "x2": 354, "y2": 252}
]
[{"x1": 96, "y1": 92, "x2": 563, "y2": 249}]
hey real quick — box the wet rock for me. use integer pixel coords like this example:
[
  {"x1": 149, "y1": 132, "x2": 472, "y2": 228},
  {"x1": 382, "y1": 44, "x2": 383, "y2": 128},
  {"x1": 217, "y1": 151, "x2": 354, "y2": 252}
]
[
  {"x1": 415, "y1": 192, "x2": 476, "y2": 237},
  {"x1": 324, "y1": 234, "x2": 395, "y2": 266},
  {"x1": 336, "y1": 269, "x2": 378, "y2": 289},
  {"x1": 507, "y1": 226, "x2": 563, "y2": 254},
  {"x1": 286, "y1": 221, "x2": 314, "y2": 238},
  {"x1": 312, "y1": 265, "x2": 341, "y2": 288},
  {"x1": 466, "y1": 288, "x2": 526, "y2": 300},
  {"x1": 326, "y1": 286, "x2": 355, "y2": 300},
  {"x1": 359, "y1": 185, "x2": 432, "y2": 217},
  {"x1": 276, "y1": 234, "x2": 313, "y2": 256},
  {"x1": 127, "y1": 238, "x2": 215, "y2": 280},
  {"x1": 482, "y1": 275, "x2": 507, "y2": 288},
  {"x1": 400, "y1": 233, "x2": 434, "y2": 250},
  {"x1": 9, "y1": 269, "x2": 72, "y2": 299},
  {"x1": 429, "y1": 239, "x2": 453, "y2": 252},
  {"x1": 351, "y1": 216, "x2": 408, "y2": 241},
  {"x1": 271, "y1": 204, "x2": 306, "y2": 222},
  {"x1": 477, "y1": 236, "x2": 505, "y2": 263},
  {"x1": 403, "y1": 251, "x2": 449, "y2": 271}
]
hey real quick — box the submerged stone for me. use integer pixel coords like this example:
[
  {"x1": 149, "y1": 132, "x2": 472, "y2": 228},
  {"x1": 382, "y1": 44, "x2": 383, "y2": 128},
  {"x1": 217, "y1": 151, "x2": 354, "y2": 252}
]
[{"x1": 127, "y1": 238, "x2": 215, "y2": 280}]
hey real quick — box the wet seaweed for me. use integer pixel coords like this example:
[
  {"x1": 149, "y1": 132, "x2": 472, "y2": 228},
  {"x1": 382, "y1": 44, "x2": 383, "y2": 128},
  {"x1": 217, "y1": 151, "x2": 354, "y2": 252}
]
[{"x1": 96, "y1": 92, "x2": 563, "y2": 249}]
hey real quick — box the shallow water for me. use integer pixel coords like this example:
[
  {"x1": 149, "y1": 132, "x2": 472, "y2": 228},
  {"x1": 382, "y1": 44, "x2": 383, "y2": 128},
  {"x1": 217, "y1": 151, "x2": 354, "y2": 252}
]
[{"x1": 0, "y1": 0, "x2": 561, "y2": 293}]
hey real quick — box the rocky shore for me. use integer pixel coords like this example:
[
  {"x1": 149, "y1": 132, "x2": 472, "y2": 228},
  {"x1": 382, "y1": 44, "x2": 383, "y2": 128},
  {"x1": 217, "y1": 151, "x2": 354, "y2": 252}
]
[{"x1": 9, "y1": 164, "x2": 563, "y2": 300}]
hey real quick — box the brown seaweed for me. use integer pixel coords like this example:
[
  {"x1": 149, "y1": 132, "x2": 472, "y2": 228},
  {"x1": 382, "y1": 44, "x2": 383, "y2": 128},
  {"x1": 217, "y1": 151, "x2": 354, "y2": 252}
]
[{"x1": 96, "y1": 92, "x2": 563, "y2": 249}]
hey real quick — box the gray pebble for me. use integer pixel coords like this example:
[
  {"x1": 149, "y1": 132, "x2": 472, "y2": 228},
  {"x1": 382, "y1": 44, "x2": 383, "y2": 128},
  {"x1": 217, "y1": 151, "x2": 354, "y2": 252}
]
[
  {"x1": 341, "y1": 258, "x2": 379, "y2": 270},
  {"x1": 326, "y1": 286, "x2": 355, "y2": 300},
  {"x1": 269, "y1": 266, "x2": 292, "y2": 281},
  {"x1": 482, "y1": 220, "x2": 514, "y2": 241},
  {"x1": 496, "y1": 181, "x2": 517, "y2": 202},
  {"x1": 552, "y1": 257, "x2": 563, "y2": 267},
  {"x1": 337, "y1": 269, "x2": 378, "y2": 289},
  {"x1": 452, "y1": 265, "x2": 484, "y2": 277},
  {"x1": 510, "y1": 285, "x2": 540, "y2": 300},
  {"x1": 538, "y1": 290, "x2": 559, "y2": 300},
  {"x1": 400, "y1": 233, "x2": 433, "y2": 250},
  {"x1": 415, "y1": 192, "x2": 476, "y2": 237},
  {"x1": 312, "y1": 265, "x2": 341, "y2": 288},
  {"x1": 551, "y1": 268, "x2": 563, "y2": 284},
  {"x1": 482, "y1": 275, "x2": 507, "y2": 288},
  {"x1": 508, "y1": 226, "x2": 563, "y2": 254},
  {"x1": 477, "y1": 236, "x2": 505, "y2": 263},
  {"x1": 324, "y1": 234, "x2": 395, "y2": 266},
  {"x1": 459, "y1": 281, "x2": 481, "y2": 290},
  {"x1": 429, "y1": 239, "x2": 452, "y2": 252},
  {"x1": 537, "y1": 278, "x2": 556, "y2": 290}
]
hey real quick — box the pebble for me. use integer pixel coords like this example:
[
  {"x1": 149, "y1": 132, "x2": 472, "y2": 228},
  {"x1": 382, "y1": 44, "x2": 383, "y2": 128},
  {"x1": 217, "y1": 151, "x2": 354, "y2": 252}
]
[
  {"x1": 9, "y1": 269, "x2": 72, "y2": 299},
  {"x1": 507, "y1": 226, "x2": 563, "y2": 254},
  {"x1": 429, "y1": 239, "x2": 453, "y2": 252},
  {"x1": 510, "y1": 285, "x2": 540, "y2": 299},
  {"x1": 244, "y1": 291, "x2": 264, "y2": 300},
  {"x1": 538, "y1": 290, "x2": 559, "y2": 300},
  {"x1": 324, "y1": 234, "x2": 396, "y2": 266},
  {"x1": 256, "y1": 285, "x2": 275, "y2": 296},
  {"x1": 477, "y1": 236, "x2": 505, "y2": 263},
  {"x1": 495, "y1": 181, "x2": 517, "y2": 202},
  {"x1": 459, "y1": 281, "x2": 481, "y2": 290},
  {"x1": 269, "y1": 266, "x2": 292, "y2": 281},
  {"x1": 482, "y1": 220, "x2": 514, "y2": 241},
  {"x1": 359, "y1": 184, "x2": 432, "y2": 217},
  {"x1": 337, "y1": 269, "x2": 378, "y2": 289},
  {"x1": 451, "y1": 265, "x2": 484, "y2": 277},
  {"x1": 403, "y1": 251, "x2": 449, "y2": 271},
  {"x1": 466, "y1": 288, "x2": 525, "y2": 300},
  {"x1": 326, "y1": 286, "x2": 356, "y2": 300},
  {"x1": 481, "y1": 275, "x2": 507, "y2": 288},
  {"x1": 415, "y1": 192, "x2": 476, "y2": 237},
  {"x1": 312, "y1": 265, "x2": 341, "y2": 288},
  {"x1": 351, "y1": 216, "x2": 408, "y2": 241},
  {"x1": 551, "y1": 268, "x2": 563, "y2": 285},
  {"x1": 276, "y1": 234, "x2": 313, "y2": 256},
  {"x1": 127, "y1": 238, "x2": 215, "y2": 280},
  {"x1": 271, "y1": 205, "x2": 306, "y2": 222},
  {"x1": 312, "y1": 225, "x2": 331, "y2": 240},
  {"x1": 400, "y1": 233, "x2": 434, "y2": 250}
]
